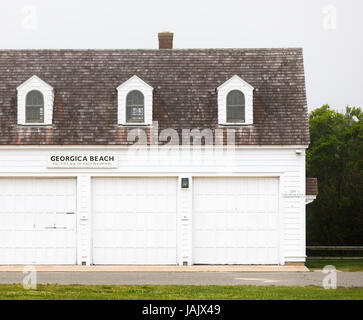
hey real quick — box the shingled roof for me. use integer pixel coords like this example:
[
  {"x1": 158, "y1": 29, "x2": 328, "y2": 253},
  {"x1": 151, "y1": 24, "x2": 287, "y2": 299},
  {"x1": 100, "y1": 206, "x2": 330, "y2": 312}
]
[
  {"x1": 0, "y1": 49, "x2": 309, "y2": 145},
  {"x1": 306, "y1": 178, "x2": 318, "y2": 196}
]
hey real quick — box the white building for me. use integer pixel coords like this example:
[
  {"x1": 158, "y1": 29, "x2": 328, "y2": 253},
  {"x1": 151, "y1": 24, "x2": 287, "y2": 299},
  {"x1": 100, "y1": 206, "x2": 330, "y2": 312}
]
[{"x1": 0, "y1": 33, "x2": 317, "y2": 266}]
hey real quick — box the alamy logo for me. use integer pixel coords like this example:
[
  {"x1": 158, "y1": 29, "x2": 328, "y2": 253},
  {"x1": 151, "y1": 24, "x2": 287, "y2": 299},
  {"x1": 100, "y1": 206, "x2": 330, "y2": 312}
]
[
  {"x1": 125, "y1": 121, "x2": 238, "y2": 173},
  {"x1": 22, "y1": 5, "x2": 38, "y2": 30},
  {"x1": 322, "y1": 265, "x2": 337, "y2": 289},
  {"x1": 23, "y1": 266, "x2": 37, "y2": 290},
  {"x1": 322, "y1": 5, "x2": 337, "y2": 30}
]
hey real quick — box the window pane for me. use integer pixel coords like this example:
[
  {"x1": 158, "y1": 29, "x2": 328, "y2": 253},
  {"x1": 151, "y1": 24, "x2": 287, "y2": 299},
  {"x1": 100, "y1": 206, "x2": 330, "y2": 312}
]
[
  {"x1": 126, "y1": 90, "x2": 144, "y2": 123},
  {"x1": 227, "y1": 90, "x2": 245, "y2": 123},
  {"x1": 127, "y1": 106, "x2": 144, "y2": 123},
  {"x1": 227, "y1": 106, "x2": 244, "y2": 122},
  {"x1": 26, "y1": 91, "x2": 44, "y2": 107},
  {"x1": 126, "y1": 91, "x2": 144, "y2": 106},
  {"x1": 227, "y1": 90, "x2": 244, "y2": 106},
  {"x1": 26, "y1": 107, "x2": 44, "y2": 123},
  {"x1": 26, "y1": 90, "x2": 44, "y2": 123}
]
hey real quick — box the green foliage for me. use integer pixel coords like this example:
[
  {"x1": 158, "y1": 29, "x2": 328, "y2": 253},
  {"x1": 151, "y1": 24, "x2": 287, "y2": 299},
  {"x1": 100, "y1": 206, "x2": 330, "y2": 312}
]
[
  {"x1": 0, "y1": 284, "x2": 362, "y2": 300},
  {"x1": 307, "y1": 105, "x2": 363, "y2": 245},
  {"x1": 305, "y1": 259, "x2": 363, "y2": 272}
]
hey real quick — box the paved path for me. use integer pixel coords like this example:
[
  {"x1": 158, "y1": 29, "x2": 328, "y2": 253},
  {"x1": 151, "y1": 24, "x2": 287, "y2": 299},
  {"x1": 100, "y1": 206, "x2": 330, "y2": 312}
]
[
  {"x1": 0, "y1": 265, "x2": 308, "y2": 272},
  {"x1": 1, "y1": 272, "x2": 363, "y2": 287}
]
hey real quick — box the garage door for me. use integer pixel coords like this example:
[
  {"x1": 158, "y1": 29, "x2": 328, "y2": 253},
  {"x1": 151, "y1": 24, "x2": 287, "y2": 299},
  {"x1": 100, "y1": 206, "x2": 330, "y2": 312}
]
[
  {"x1": 92, "y1": 177, "x2": 177, "y2": 264},
  {"x1": 193, "y1": 177, "x2": 279, "y2": 265},
  {"x1": 0, "y1": 178, "x2": 77, "y2": 265}
]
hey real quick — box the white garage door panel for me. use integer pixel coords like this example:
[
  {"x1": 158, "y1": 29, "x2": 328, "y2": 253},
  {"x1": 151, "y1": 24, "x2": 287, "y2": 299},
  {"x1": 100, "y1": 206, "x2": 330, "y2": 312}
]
[
  {"x1": 93, "y1": 178, "x2": 177, "y2": 265},
  {"x1": 193, "y1": 177, "x2": 279, "y2": 265},
  {"x1": 0, "y1": 178, "x2": 77, "y2": 265}
]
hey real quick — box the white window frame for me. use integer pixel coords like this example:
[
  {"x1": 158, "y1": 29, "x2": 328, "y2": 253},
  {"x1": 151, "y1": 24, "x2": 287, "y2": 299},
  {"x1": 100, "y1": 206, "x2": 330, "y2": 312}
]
[
  {"x1": 117, "y1": 75, "x2": 153, "y2": 126},
  {"x1": 217, "y1": 75, "x2": 254, "y2": 125},
  {"x1": 17, "y1": 75, "x2": 54, "y2": 126}
]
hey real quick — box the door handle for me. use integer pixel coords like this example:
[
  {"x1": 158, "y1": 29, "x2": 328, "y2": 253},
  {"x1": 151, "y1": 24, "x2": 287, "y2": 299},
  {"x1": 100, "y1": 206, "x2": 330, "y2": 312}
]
[
  {"x1": 45, "y1": 225, "x2": 57, "y2": 229},
  {"x1": 44, "y1": 225, "x2": 67, "y2": 230}
]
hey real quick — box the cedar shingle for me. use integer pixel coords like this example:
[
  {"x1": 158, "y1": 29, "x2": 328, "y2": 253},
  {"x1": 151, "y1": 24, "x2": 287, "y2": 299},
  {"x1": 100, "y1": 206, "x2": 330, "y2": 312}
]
[
  {"x1": 0, "y1": 49, "x2": 310, "y2": 145},
  {"x1": 306, "y1": 178, "x2": 318, "y2": 196}
]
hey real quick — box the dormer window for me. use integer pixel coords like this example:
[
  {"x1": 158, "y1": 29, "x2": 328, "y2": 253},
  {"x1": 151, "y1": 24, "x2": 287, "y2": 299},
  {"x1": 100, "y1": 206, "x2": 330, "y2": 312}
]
[
  {"x1": 117, "y1": 75, "x2": 153, "y2": 125},
  {"x1": 226, "y1": 90, "x2": 245, "y2": 123},
  {"x1": 17, "y1": 75, "x2": 54, "y2": 125},
  {"x1": 217, "y1": 75, "x2": 254, "y2": 125},
  {"x1": 26, "y1": 90, "x2": 44, "y2": 123},
  {"x1": 126, "y1": 90, "x2": 145, "y2": 123}
]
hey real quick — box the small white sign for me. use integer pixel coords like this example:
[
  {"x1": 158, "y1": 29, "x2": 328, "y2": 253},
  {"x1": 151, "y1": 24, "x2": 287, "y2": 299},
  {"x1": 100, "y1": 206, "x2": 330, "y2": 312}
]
[
  {"x1": 282, "y1": 190, "x2": 304, "y2": 198},
  {"x1": 47, "y1": 154, "x2": 118, "y2": 169}
]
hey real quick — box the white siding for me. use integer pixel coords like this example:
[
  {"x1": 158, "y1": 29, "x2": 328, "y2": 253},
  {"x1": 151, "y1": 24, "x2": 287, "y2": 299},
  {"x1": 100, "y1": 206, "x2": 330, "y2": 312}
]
[
  {"x1": 193, "y1": 177, "x2": 279, "y2": 264},
  {"x1": 217, "y1": 75, "x2": 254, "y2": 125},
  {"x1": 0, "y1": 146, "x2": 306, "y2": 264},
  {"x1": 117, "y1": 75, "x2": 153, "y2": 125},
  {"x1": 0, "y1": 178, "x2": 77, "y2": 264},
  {"x1": 92, "y1": 177, "x2": 177, "y2": 264},
  {"x1": 17, "y1": 75, "x2": 54, "y2": 125}
]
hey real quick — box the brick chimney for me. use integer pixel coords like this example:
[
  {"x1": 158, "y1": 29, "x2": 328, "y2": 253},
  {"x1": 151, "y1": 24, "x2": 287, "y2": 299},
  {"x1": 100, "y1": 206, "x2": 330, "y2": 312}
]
[{"x1": 158, "y1": 32, "x2": 174, "y2": 49}]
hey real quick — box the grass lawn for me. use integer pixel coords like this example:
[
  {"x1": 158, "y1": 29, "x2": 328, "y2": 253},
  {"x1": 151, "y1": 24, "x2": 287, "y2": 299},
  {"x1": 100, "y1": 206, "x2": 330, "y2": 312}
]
[
  {"x1": 306, "y1": 259, "x2": 363, "y2": 272},
  {"x1": 0, "y1": 284, "x2": 362, "y2": 300}
]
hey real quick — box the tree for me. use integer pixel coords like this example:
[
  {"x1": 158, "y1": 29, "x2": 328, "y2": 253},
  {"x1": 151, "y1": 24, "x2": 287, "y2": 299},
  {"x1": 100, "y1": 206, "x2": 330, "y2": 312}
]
[{"x1": 306, "y1": 105, "x2": 363, "y2": 245}]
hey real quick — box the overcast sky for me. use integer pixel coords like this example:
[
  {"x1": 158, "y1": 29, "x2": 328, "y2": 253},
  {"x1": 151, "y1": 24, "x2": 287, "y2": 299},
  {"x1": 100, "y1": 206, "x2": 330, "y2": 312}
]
[{"x1": 0, "y1": 0, "x2": 362, "y2": 111}]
